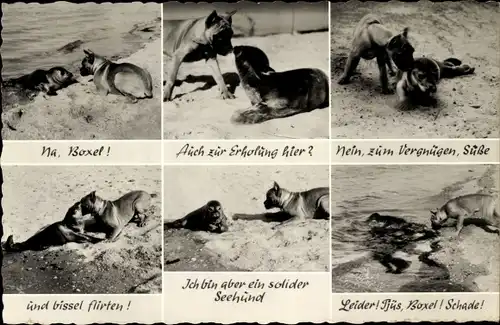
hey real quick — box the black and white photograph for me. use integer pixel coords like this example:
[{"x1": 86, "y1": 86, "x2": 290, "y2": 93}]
[
  {"x1": 163, "y1": 2, "x2": 329, "y2": 140},
  {"x1": 331, "y1": 165, "x2": 499, "y2": 293},
  {"x1": 163, "y1": 165, "x2": 330, "y2": 272},
  {"x1": 1, "y1": 3, "x2": 161, "y2": 140},
  {"x1": 331, "y1": 1, "x2": 499, "y2": 138},
  {"x1": 1, "y1": 166, "x2": 162, "y2": 294}
]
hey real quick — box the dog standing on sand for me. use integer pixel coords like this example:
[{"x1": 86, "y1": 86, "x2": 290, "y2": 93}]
[
  {"x1": 263, "y1": 181, "x2": 330, "y2": 228},
  {"x1": 163, "y1": 10, "x2": 236, "y2": 102},
  {"x1": 430, "y1": 194, "x2": 499, "y2": 236},
  {"x1": 230, "y1": 45, "x2": 329, "y2": 124},
  {"x1": 80, "y1": 49, "x2": 153, "y2": 103},
  {"x1": 338, "y1": 14, "x2": 415, "y2": 94}
]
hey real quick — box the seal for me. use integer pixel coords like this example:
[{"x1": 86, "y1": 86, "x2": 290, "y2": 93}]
[
  {"x1": 230, "y1": 45, "x2": 329, "y2": 124},
  {"x1": 395, "y1": 57, "x2": 475, "y2": 110},
  {"x1": 164, "y1": 200, "x2": 229, "y2": 233},
  {"x1": 3, "y1": 202, "x2": 102, "y2": 252},
  {"x1": 3, "y1": 66, "x2": 77, "y2": 96}
]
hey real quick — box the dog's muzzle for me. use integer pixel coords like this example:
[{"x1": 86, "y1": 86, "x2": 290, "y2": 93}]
[{"x1": 264, "y1": 200, "x2": 272, "y2": 209}]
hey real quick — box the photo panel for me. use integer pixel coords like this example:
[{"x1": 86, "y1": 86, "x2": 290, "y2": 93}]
[
  {"x1": 1, "y1": 2, "x2": 162, "y2": 140},
  {"x1": 330, "y1": 1, "x2": 499, "y2": 139},
  {"x1": 331, "y1": 164, "x2": 499, "y2": 293},
  {"x1": 163, "y1": 1, "x2": 330, "y2": 140},
  {"x1": 2, "y1": 165, "x2": 162, "y2": 294},
  {"x1": 163, "y1": 164, "x2": 330, "y2": 272}
]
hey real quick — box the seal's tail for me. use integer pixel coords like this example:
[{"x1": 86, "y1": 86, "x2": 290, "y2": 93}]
[
  {"x1": 443, "y1": 58, "x2": 462, "y2": 66},
  {"x1": 164, "y1": 219, "x2": 185, "y2": 229},
  {"x1": 231, "y1": 103, "x2": 301, "y2": 125},
  {"x1": 4, "y1": 235, "x2": 21, "y2": 252}
]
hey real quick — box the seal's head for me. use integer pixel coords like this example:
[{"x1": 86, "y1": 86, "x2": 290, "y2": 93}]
[
  {"x1": 233, "y1": 45, "x2": 275, "y2": 77},
  {"x1": 48, "y1": 67, "x2": 77, "y2": 86}
]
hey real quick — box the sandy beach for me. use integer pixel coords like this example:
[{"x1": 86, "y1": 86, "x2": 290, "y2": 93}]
[
  {"x1": 2, "y1": 166, "x2": 162, "y2": 294},
  {"x1": 164, "y1": 165, "x2": 330, "y2": 272},
  {"x1": 163, "y1": 32, "x2": 330, "y2": 140},
  {"x1": 2, "y1": 18, "x2": 161, "y2": 140},
  {"x1": 331, "y1": 1, "x2": 499, "y2": 138}
]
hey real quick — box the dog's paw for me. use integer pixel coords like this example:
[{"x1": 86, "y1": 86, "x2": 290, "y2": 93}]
[
  {"x1": 219, "y1": 91, "x2": 235, "y2": 100},
  {"x1": 382, "y1": 87, "x2": 395, "y2": 95},
  {"x1": 337, "y1": 76, "x2": 350, "y2": 85}
]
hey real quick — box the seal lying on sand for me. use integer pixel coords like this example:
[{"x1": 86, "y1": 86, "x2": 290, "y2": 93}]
[
  {"x1": 3, "y1": 66, "x2": 77, "y2": 96},
  {"x1": 164, "y1": 200, "x2": 229, "y2": 233},
  {"x1": 3, "y1": 202, "x2": 102, "y2": 252},
  {"x1": 231, "y1": 45, "x2": 329, "y2": 124}
]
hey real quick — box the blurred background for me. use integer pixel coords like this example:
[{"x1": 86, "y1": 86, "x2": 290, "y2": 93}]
[{"x1": 163, "y1": 2, "x2": 328, "y2": 37}]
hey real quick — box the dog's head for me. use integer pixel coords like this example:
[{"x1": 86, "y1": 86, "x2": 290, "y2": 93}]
[
  {"x1": 47, "y1": 67, "x2": 77, "y2": 86},
  {"x1": 264, "y1": 181, "x2": 284, "y2": 210},
  {"x1": 80, "y1": 49, "x2": 99, "y2": 76},
  {"x1": 206, "y1": 200, "x2": 228, "y2": 233},
  {"x1": 430, "y1": 208, "x2": 447, "y2": 230},
  {"x1": 204, "y1": 10, "x2": 236, "y2": 56},
  {"x1": 410, "y1": 58, "x2": 440, "y2": 95},
  {"x1": 233, "y1": 45, "x2": 275, "y2": 78},
  {"x1": 80, "y1": 190, "x2": 105, "y2": 215},
  {"x1": 387, "y1": 27, "x2": 415, "y2": 72}
]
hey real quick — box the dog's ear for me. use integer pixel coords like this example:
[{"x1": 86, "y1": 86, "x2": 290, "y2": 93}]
[
  {"x1": 430, "y1": 209, "x2": 437, "y2": 216},
  {"x1": 273, "y1": 181, "x2": 280, "y2": 192},
  {"x1": 402, "y1": 27, "x2": 409, "y2": 38},
  {"x1": 89, "y1": 190, "x2": 96, "y2": 200},
  {"x1": 224, "y1": 10, "x2": 237, "y2": 23},
  {"x1": 206, "y1": 10, "x2": 219, "y2": 28}
]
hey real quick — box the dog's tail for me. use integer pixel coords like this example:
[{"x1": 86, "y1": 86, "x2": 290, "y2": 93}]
[
  {"x1": 443, "y1": 58, "x2": 462, "y2": 66},
  {"x1": 231, "y1": 103, "x2": 301, "y2": 125}
]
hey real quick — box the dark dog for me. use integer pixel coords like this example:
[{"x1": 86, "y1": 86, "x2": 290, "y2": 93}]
[
  {"x1": 395, "y1": 57, "x2": 475, "y2": 110},
  {"x1": 366, "y1": 213, "x2": 440, "y2": 274},
  {"x1": 338, "y1": 14, "x2": 414, "y2": 94},
  {"x1": 80, "y1": 190, "x2": 156, "y2": 241},
  {"x1": 3, "y1": 202, "x2": 102, "y2": 252},
  {"x1": 80, "y1": 49, "x2": 153, "y2": 103},
  {"x1": 230, "y1": 45, "x2": 329, "y2": 124},
  {"x1": 3, "y1": 67, "x2": 77, "y2": 96},
  {"x1": 264, "y1": 181, "x2": 330, "y2": 228},
  {"x1": 163, "y1": 10, "x2": 236, "y2": 102},
  {"x1": 164, "y1": 200, "x2": 229, "y2": 233}
]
